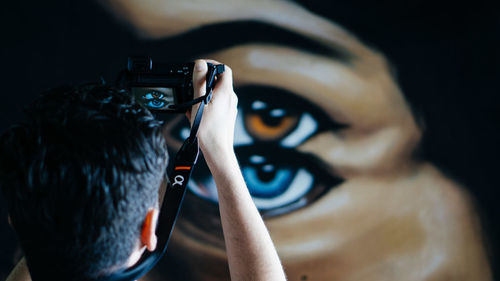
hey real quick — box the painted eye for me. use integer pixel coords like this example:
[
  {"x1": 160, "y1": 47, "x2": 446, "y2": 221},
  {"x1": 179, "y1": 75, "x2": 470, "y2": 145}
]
[
  {"x1": 172, "y1": 85, "x2": 346, "y2": 216},
  {"x1": 187, "y1": 145, "x2": 340, "y2": 216},
  {"x1": 140, "y1": 90, "x2": 167, "y2": 109},
  {"x1": 245, "y1": 101, "x2": 299, "y2": 141},
  {"x1": 242, "y1": 153, "x2": 321, "y2": 212},
  {"x1": 242, "y1": 154, "x2": 313, "y2": 209},
  {"x1": 243, "y1": 155, "x2": 292, "y2": 198},
  {"x1": 143, "y1": 91, "x2": 164, "y2": 100},
  {"x1": 146, "y1": 100, "x2": 166, "y2": 109}
]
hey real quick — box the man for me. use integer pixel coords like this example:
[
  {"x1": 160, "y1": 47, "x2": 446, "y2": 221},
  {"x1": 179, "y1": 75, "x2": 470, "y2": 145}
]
[{"x1": 1, "y1": 60, "x2": 286, "y2": 281}]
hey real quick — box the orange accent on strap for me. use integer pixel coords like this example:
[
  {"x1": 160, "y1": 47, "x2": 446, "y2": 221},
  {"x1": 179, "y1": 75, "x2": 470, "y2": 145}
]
[{"x1": 175, "y1": 166, "x2": 192, "y2": 170}]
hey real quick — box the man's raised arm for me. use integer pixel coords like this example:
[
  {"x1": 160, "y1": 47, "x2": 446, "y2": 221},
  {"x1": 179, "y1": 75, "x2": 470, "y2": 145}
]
[{"x1": 188, "y1": 59, "x2": 287, "y2": 281}]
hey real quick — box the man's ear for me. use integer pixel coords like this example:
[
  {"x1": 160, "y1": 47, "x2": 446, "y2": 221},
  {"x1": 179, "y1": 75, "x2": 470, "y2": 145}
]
[{"x1": 141, "y1": 208, "x2": 159, "y2": 252}]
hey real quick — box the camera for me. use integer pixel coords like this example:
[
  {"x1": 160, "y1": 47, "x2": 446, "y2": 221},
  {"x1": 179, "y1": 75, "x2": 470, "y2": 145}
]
[{"x1": 122, "y1": 56, "x2": 195, "y2": 113}]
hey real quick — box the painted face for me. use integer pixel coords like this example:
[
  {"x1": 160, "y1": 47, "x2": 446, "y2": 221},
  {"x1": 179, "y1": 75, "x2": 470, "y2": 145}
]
[
  {"x1": 102, "y1": 1, "x2": 491, "y2": 280},
  {"x1": 158, "y1": 44, "x2": 426, "y2": 280}
]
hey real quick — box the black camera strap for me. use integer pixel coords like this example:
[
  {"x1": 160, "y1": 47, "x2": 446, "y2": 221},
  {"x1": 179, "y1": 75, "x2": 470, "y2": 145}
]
[{"x1": 100, "y1": 63, "x2": 225, "y2": 281}]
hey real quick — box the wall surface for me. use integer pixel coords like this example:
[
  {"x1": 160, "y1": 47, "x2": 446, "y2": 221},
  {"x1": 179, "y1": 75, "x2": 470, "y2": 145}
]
[{"x1": 0, "y1": 1, "x2": 498, "y2": 280}]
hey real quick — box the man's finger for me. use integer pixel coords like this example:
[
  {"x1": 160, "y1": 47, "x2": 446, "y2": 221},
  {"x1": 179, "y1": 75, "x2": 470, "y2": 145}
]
[
  {"x1": 193, "y1": 59, "x2": 208, "y2": 99},
  {"x1": 201, "y1": 59, "x2": 233, "y2": 91},
  {"x1": 188, "y1": 60, "x2": 209, "y2": 126}
]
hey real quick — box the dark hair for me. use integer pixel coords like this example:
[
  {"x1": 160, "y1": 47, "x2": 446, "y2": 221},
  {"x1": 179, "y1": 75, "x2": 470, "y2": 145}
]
[{"x1": 0, "y1": 84, "x2": 168, "y2": 280}]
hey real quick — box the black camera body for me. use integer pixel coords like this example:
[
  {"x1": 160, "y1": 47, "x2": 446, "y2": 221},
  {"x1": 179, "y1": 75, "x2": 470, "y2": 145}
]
[{"x1": 123, "y1": 56, "x2": 195, "y2": 113}]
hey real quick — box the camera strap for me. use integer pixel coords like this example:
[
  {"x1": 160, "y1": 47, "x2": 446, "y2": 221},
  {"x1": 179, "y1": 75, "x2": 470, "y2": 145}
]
[{"x1": 100, "y1": 63, "x2": 225, "y2": 281}]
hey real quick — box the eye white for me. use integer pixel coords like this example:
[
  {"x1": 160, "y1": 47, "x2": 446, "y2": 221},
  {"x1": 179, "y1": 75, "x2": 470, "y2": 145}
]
[
  {"x1": 281, "y1": 113, "x2": 318, "y2": 147},
  {"x1": 252, "y1": 168, "x2": 313, "y2": 210},
  {"x1": 234, "y1": 108, "x2": 253, "y2": 145},
  {"x1": 143, "y1": 93, "x2": 154, "y2": 100},
  {"x1": 180, "y1": 127, "x2": 190, "y2": 139}
]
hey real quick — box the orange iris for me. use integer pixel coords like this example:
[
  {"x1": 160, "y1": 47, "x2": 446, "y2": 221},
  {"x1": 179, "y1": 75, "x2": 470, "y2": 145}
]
[{"x1": 245, "y1": 114, "x2": 298, "y2": 141}]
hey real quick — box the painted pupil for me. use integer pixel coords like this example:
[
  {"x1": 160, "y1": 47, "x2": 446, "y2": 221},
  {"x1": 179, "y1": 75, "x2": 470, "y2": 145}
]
[
  {"x1": 262, "y1": 110, "x2": 285, "y2": 126},
  {"x1": 256, "y1": 164, "x2": 276, "y2": 182}
]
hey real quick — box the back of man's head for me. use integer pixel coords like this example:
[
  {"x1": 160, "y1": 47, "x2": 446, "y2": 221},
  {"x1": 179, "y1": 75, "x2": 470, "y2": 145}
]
[{"x1": 0, "y1": 84, "x2": 168, "y2": 280}]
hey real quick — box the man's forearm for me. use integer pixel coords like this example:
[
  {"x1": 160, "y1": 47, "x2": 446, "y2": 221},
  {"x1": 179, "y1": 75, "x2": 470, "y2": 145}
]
[
  {"x1": 188, "y1": 59, "x2": 285, "y2": 280},
  {"x1": 204, "y1": 148, "x2": 286, "y2": 281}
]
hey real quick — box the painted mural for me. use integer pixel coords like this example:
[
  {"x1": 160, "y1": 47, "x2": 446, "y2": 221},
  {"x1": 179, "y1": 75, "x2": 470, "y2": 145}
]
[
  {"x1": 0, "y1": 1, "x2": 495, "y2": 280},
  {"x1": 97, "y1": 1, "x2": 492, "y2": 280}
]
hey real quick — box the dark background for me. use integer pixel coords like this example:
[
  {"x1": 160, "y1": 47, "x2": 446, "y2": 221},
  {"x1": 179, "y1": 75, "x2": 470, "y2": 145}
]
[{"x1": 0, "y1": 0, "x2": 498, "y2": 279}]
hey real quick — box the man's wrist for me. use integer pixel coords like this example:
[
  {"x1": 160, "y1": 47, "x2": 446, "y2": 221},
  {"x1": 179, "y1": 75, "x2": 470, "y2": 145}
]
[{"x1": 202, "y1": 144, "x2": 238, "y2": 171}]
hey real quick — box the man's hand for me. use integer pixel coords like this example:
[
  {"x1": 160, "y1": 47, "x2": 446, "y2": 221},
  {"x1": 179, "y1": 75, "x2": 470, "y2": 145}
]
[{"x1": 187, "y1": 59, "x2": 238, "y2": 156}]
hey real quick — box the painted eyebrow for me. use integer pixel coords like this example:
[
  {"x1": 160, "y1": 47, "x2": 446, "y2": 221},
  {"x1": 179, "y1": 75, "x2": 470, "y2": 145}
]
[{"x1": 140, "y1": 20, "x2": 354, "y2": 64}]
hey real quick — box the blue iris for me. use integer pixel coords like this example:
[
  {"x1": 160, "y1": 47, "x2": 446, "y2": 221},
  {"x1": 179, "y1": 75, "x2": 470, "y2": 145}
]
[
  {"x1": 242, "y1": 166, "x2": 293, "y2": 198},
  {"x1": 146, "y1": 100, "x2": 165, "y2": 108}
]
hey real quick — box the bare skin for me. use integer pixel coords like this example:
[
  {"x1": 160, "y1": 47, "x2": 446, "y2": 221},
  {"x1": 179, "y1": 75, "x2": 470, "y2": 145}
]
[
  {"x1": 187, "y1": 59, "x2": 286, "y2": 281},
  {"x1": 100, "y1": 1, "x2": 492, "y2": 280}
]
